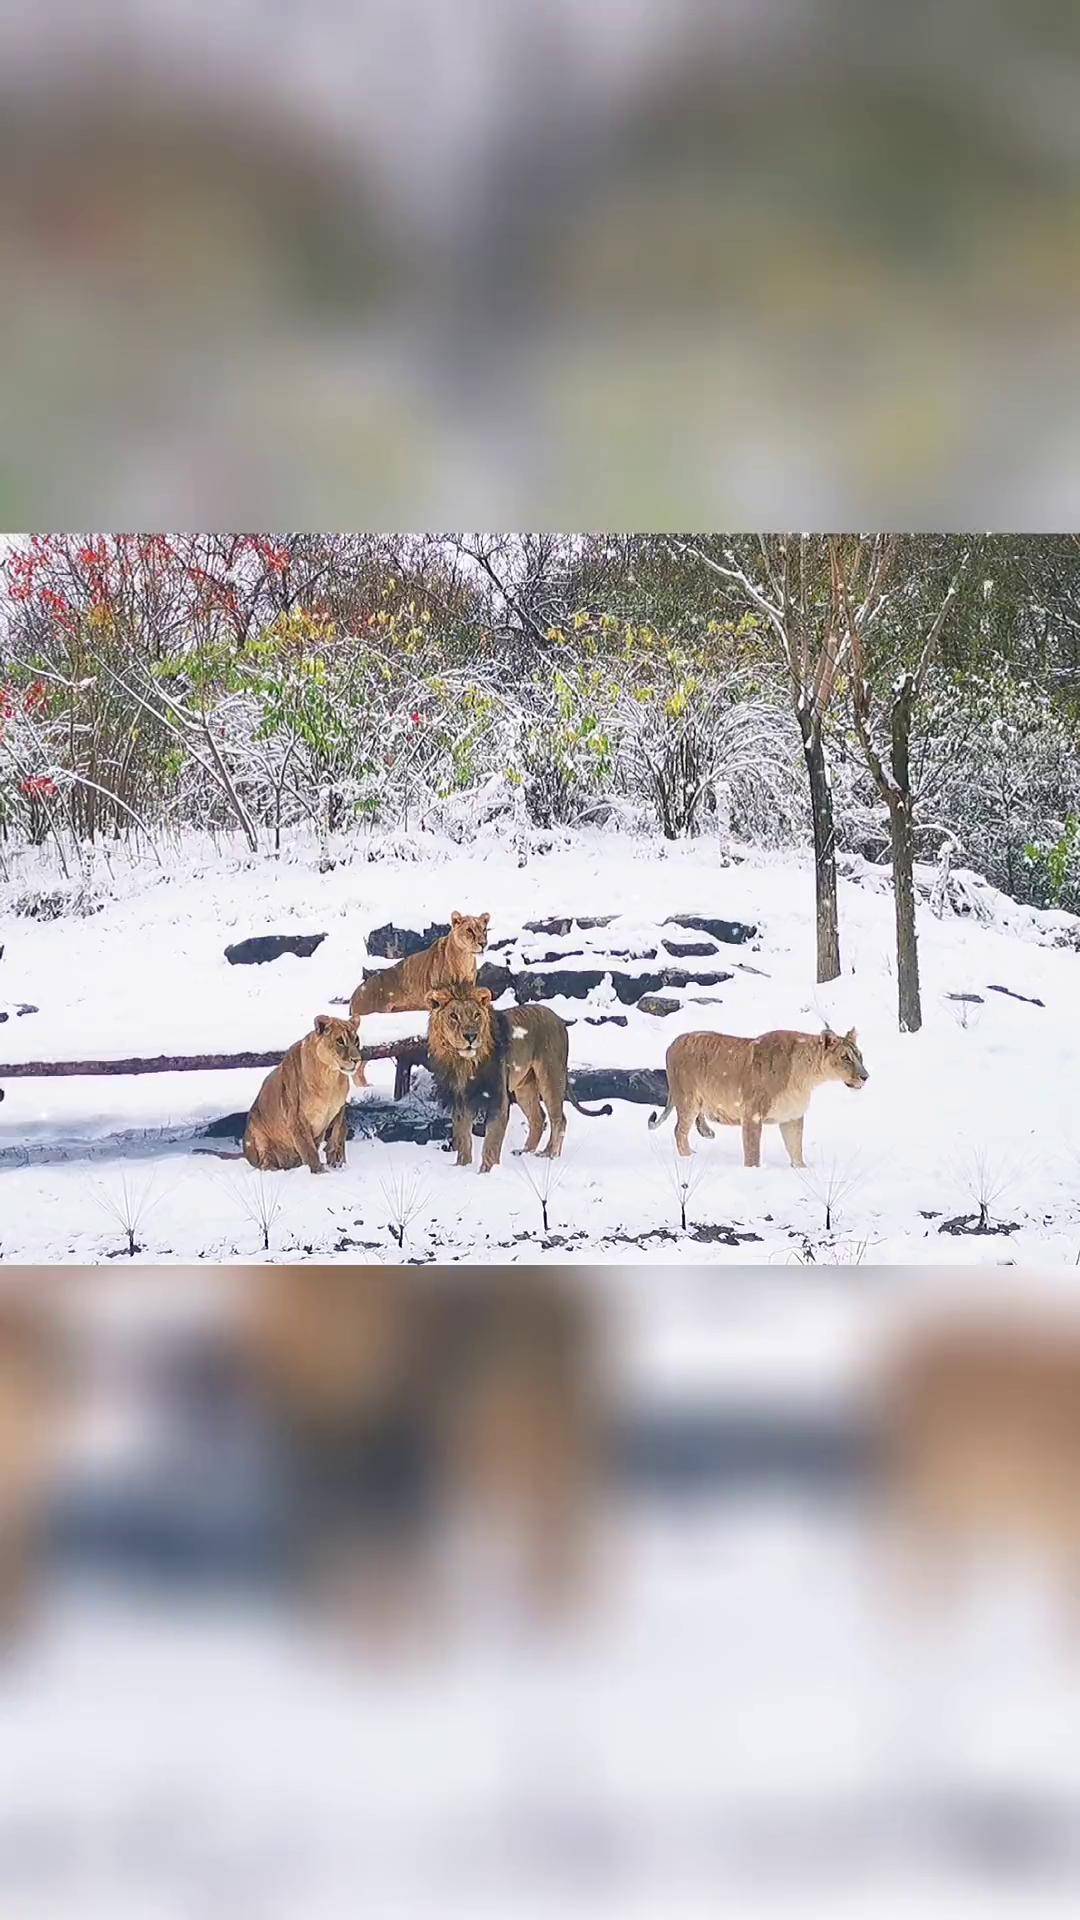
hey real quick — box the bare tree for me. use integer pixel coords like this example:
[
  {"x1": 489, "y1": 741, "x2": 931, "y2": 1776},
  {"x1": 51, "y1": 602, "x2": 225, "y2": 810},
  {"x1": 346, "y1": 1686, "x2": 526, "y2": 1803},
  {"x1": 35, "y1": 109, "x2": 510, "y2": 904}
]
[
  {"x1": 679, "y1": 537, "x2": 849, "y2": 982},
  {"x1": 832, "y1": 536, "x2": 970, "y2": 1033}
]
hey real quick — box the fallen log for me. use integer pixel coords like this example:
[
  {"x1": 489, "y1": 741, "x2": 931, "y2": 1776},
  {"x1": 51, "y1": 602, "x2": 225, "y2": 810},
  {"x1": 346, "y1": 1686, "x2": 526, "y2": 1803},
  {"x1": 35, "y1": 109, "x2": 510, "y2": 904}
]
[
  {"x1": 1, "y1": 1041, "x2": 667, "y2": 1146},
  {"x1": 0, "y1": 1035, "x2": 428, "y2": 1083},
  {"x1": 203, "y1": 1064, "x2": 668, "y2": 1145}
]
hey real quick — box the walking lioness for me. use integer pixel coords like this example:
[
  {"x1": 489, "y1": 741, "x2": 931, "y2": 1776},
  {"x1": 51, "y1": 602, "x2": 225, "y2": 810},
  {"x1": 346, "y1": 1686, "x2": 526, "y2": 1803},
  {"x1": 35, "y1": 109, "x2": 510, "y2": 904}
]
[
  {"x1": 649, "y1": 1026, "x2": 868, "y2": 1165},
  {"x1": 244, "y1": 1014, "x2": 362, "y2": 1174},
  {"x1": 426, "y1": 982, "x2": 612, "y2": 1172}
]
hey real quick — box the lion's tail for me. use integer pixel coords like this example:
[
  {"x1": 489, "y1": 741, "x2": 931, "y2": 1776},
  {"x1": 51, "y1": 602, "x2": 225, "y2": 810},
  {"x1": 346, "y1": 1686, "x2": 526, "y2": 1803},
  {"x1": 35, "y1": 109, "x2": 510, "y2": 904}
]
[
  {"x1": 648, "y1": 1101, "x2": 674, "y2": 1133},
  {"x1": 569, "y1": 1095, "x2": 613, "y2": 1119}
]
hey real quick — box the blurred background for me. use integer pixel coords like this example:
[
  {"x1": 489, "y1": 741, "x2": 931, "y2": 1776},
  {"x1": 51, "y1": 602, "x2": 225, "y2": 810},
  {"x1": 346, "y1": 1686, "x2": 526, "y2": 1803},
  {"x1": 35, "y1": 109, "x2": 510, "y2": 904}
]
[
  {"x1": 7, "y1": 1264, "x2": 1080, "y2": 1912},
  {"x1": 1, "y1": 0, "x2": 1079, "y2": 526}
]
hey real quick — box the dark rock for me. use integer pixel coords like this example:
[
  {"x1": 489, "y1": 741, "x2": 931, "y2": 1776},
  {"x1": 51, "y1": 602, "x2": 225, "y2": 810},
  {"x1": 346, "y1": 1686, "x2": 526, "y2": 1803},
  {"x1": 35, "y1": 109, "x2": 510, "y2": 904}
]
[
  {"x1": 662, "y1": 938, "x2": 719, "y2": 958},
  {"x1": 225, "y1": 933, "x2": 327, "y2": 966},
  {"x1": 639, "y1": 995, "x2": 680, "y2": 1017},
  {"x1": 16, "y1": 1003, "x2": 37, "y2": 1017},
  {"x1": 661, "y1": 968, "x2": 732, "y2": 992},
  {"x1": 945, "y1": 992, "x2": 984, "y2": 1004},
  {"x1": 576, "y1": 915, "x2": 615, "y2": 930},
  {"x1": 570, "y1": 1067, "x2": 668, "y2": 1108},
  {"x1": 523, "y1": 949, "x2": 587, "y2": 964},
  {"x1": 563, "y1": 1014, "x2": 629, "y2": 1029},
  {"x1": 524, "y1": 917, "x2": 573, "y2": 937},
  {"x1": 688, "y1": 996, "x2": 726, "y2": 1005},
  {"x1": 514, "y1": 965, "x2": 730, "y2": 1006},
  {"x1": 986, "y1": 984, "x2": 1044, "y2": 1008},
  {"x1": 735, "y1": 961, "x2": 770, "y2": 978},
  {"x1": 516, "y1": 968, "x2": 613, "y2": 1003},
  {"x1": 664, "y1": 914, "x2": 757, "y2": 946},
  {"x1": 476, "y1": 961, "x2": 514, "y2": 997},
  {"x1": 608, "y1": 947, "x2": 658, "y2": 961},
  {"x1": 366, "y1": 922, "x2": 449, "y2": 960}
]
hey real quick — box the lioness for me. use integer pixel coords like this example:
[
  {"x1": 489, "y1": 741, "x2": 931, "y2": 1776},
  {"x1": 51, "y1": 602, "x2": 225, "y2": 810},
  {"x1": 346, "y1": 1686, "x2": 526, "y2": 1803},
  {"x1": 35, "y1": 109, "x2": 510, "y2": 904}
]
[
  {"x1": 426, "y1": 982, "x2": 612, "y2": 1172},
  {"x1": 649, "y1": 1026, "x2": 868, "y2": 1165},
  {"x1": 348, "y1": 912, "x2": 490, "y2": 1086},
  {"x1": 244, "y1": 1013, "x2": 362, "y2": 1174},
  {"x1": 882, "y1": 1314, "x2": 1080, "y2": 1616}
]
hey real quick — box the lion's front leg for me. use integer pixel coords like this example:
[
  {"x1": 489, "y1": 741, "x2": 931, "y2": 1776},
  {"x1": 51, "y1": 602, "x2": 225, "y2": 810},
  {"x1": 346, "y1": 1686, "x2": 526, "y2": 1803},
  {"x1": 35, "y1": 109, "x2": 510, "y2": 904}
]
[
  {"x1": 452, "y1": 1103, "x2": 474, "y2": 1168},
  {"x1": 294, "y1": 1115, "x2": 325, "y2": 1175},
  {"x1": 480, "y1": 1092, "x2": 511, "y2": 1173},
  {"x1": 325, "y1": 1102, "x2": 348, "y2": 1169}
]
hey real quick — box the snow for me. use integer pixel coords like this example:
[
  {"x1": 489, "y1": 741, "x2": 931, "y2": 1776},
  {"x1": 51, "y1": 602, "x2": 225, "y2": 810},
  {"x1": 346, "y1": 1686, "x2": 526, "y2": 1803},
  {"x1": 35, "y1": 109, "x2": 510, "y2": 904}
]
[
  {"x1": 2, "y1": 826, "x2": 1079, "y2": 1268},
  {"x1": 8, "y1": 1498, "x2": 1080, "y2": 1914}
]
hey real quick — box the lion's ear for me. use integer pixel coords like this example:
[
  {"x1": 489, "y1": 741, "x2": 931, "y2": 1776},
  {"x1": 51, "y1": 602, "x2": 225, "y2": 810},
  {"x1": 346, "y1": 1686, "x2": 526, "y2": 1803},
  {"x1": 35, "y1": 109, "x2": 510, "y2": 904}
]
[
  {"x1": 474, "y1": 987, "x2": 493, "y2": 1006},
  {"x1": 427, "y1": 986, "x2": 453, "y2": 1010},
  {"x1": 479, "y1": 912, "x2": 490, "y2": 928},
  {"x1": 846, "y1": 1026, "x2": 857, "y2": 1042},
  {"x1": 450, "y1": 911, "x2": 463, "y2": 928},
  {"x1": 314, "y1": 1013, "x2": 332, "y2": 1035}
]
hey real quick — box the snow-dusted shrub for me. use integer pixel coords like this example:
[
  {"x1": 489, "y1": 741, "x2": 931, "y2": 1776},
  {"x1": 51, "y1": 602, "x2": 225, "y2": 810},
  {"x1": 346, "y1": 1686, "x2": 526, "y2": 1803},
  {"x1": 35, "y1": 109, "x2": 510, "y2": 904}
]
[
  {"x1": 923, "y1": 664, "x2": 1080, "y2": 911},
  {"x1": 511, "y1": 651, "x2": 619, "y2": 829}
]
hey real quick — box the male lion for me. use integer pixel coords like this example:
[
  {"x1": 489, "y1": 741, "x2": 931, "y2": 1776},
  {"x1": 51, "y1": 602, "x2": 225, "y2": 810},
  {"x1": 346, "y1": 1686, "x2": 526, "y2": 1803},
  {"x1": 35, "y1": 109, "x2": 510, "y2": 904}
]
[
  {"x1": 426, "y1": 983, "x2": 612, "y2": 1172},
  {"x1": 348, "y1": 912, "x2": 490, "y2": 1086},
  {"x1": 649, "y1": 1026, "x2": 868, "y2": 1165},
  {"x1": 243, "y1": 1013, "x2": 362, "y2": 1174}
]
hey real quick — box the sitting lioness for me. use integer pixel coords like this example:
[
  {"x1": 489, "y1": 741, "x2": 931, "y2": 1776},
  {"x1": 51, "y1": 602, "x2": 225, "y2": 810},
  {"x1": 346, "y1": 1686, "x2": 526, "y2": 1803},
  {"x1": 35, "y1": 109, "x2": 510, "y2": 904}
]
[
  {"x1": 426, "y1": 982, "x2": 612, "y2": 1172},
  {"x1": 649, "y1": 1026, "x2": 868, "y2": 1165},
  {"x1": 348, "y1": 912, "x2": 490, "y2": 1085},
  {"x1": 244, "y1": 1014, "x2": 362, "y2": 1174}
]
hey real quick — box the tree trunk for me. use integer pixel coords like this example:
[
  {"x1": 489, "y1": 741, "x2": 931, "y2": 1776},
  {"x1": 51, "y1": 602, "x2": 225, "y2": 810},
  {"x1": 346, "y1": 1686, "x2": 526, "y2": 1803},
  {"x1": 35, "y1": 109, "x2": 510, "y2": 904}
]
[
  {"x1": 889, "y1": 680, "x2": 922, "y2": 1033},
  {"x1": 798, "y1": 709, "x2": 841, "y2": 983},
  {"x1": 889, "y1": 794, "x2": 921, "y2": 1032}
]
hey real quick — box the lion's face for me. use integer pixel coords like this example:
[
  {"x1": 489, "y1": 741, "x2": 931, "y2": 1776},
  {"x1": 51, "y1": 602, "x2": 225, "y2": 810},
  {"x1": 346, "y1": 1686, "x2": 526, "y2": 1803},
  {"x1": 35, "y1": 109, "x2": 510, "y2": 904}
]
[
  {"x1": 450, "y1": 910, "x2": 490, "y2": 955},
  {"x1": 427, "y1": 983, "x2": 494, "y2": 1062},
  {"x1": 826, "y1": 1028, "x2": 869, "y2": 1089},
  {"x1": 313, "y1": 1014, "x2": 363, "y2": 1076}
]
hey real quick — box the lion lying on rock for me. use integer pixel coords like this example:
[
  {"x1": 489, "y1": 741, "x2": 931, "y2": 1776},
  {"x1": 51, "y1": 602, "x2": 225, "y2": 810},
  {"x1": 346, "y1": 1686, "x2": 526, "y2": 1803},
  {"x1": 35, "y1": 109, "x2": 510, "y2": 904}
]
[
  {"x1": 649, "y1": 1026, "x2": 868, "y2": 1165},
  {"x1": 244, "y1": 1013, "x2": 363, "y2": 1173},
  {"x1": 348, "y1": 912, "x2": 490, "y2": 1086},
  {"x1": 426, "y1": 982, "x2": 612, "y2": 1172}
]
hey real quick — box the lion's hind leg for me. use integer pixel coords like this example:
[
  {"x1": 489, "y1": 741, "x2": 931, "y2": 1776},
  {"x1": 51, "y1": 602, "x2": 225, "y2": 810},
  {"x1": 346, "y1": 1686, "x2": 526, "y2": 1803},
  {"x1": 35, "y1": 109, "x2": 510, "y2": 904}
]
[
  {"x1": 779, "y1": 1117, "x2": 806, "y2": 1169},
  {"x1": 673, "y1": 1096, "x2": 699, "y2": 1157},
  {"x1": 514, "y1": 1073, "x2": 546, "y2": 1155},
  {"x1": 695, "y1": 1115, "x2": 715, "y2": 1139},
  {"x1": 533, "y1": 1061, "x2": 567, "y2": 1158},
  {"x1": 245, "y1": 1130, "x2": 302, "y2": 1173}
]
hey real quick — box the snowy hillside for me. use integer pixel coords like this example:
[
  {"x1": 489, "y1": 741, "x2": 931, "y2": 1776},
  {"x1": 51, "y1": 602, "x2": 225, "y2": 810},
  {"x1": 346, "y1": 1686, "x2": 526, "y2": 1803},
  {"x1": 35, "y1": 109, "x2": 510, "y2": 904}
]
[{"x1": 1, "y1": 827, "x2": 1078, "y2": 1267}]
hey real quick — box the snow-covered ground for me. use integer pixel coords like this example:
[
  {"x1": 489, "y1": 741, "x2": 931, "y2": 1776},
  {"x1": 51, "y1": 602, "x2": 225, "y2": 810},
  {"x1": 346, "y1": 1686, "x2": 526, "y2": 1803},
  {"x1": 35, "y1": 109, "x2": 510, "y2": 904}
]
[
  {"x1": 1, "y1": 826, "x2": 1078, "y2": 1267},
  {"x1": 10, "y1": 1486, "x2": 1080, "y2": 1915}
]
